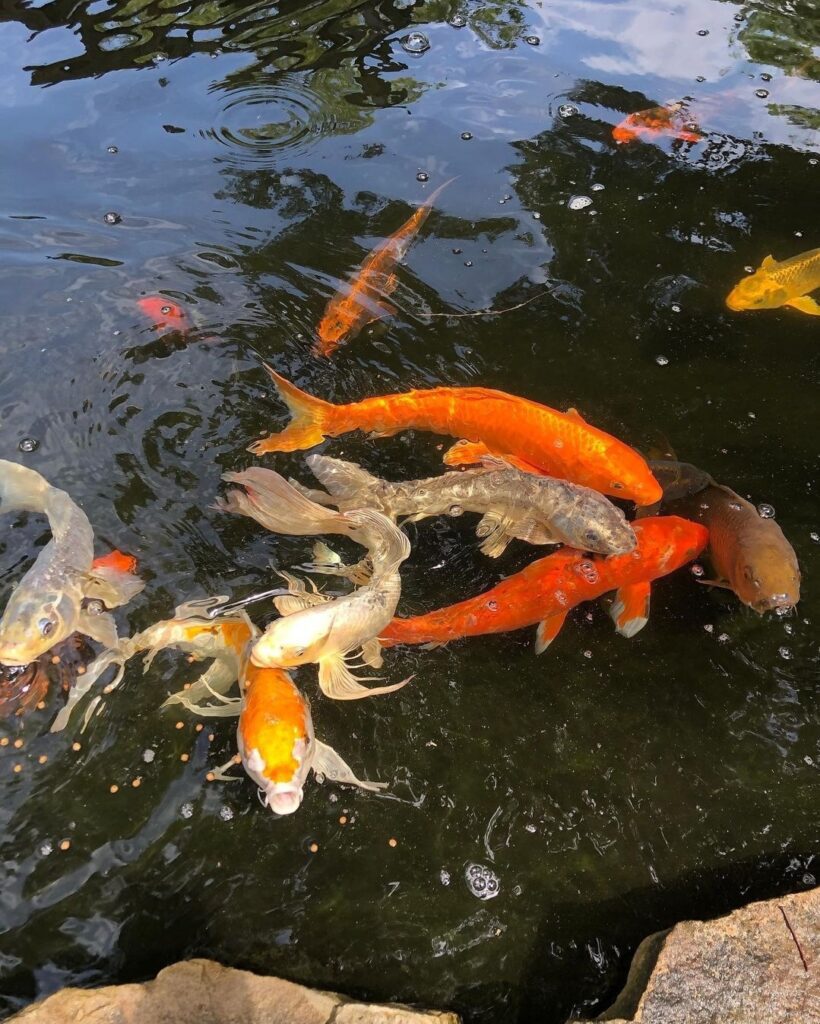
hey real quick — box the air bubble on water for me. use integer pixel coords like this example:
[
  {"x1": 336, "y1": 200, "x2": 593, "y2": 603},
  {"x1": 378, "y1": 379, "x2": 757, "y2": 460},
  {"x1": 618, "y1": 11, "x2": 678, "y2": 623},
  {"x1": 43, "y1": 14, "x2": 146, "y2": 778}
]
[
  {"x1": 760, "y1": 72, "x2": 772, "y2": 82},
  {"x1": 557, "y1": 104, "x2": 578, "y2": 118},
  {"x1": 783, "y1": 623, "x2": 793, "y2": 634},
  {"x1": 810, "y1": 531, "x2": 819, "y2": 544},
  {"x1": 733, "y1": 12, "x2": 744, "y2": 20},
  {"x1": 440, "y1": 869, "x2": 451, "y2": 885},
  {"x1": 810, "y1": 159, "x2": 818, "y2": 166},
  {"x1": 804, "y1": 756, "x2": 814, "y2": 766},
  {"x1": 755, "y1": 89, "x2": 769, "y2": 98},
  {"x1": 525, "y1": 823, "x2": 536, "y2": 833},
  {"x1": 804, "y1": 873, "x2": 816, "y2": 885},
  {"x1": 696, "y1": 75, "x2": 706, "y2": 83},
  {"x1": 460, "y1": 131, "x2": 473, "y2": 140},
  {"x1": 180, "y1": 802, "x2": 194, "y2": 819},
  {"x1": 104, "y1": 212, "x2": 121, "y2": 225},
  {"x1": 142, "y1": 749, "x2": 155, "y2": 763},
  {"x1": 568, "y1": 195, "x2": 592, "y2": 211},
  {"x1": 583, "y1": 650, "x2": 592, "y2": 659},
  {"x1": 757, "y1": 503, "x2": 775, "y2": 519},
  {"x1": 452, "y1": 247, "x2": 462, "y2": 254},
  {"x1": 19, "y1": 438, "x2": 39, "y2": 453},
  {"x1": 220, "y1": 805, "x2": 234, "y2": 821},
  {"x1": 532, "y1": 211, "x2": 541, "y2": 219},
  {"x1": 697, "y1": 28, "x2": 709, "y2": 36},
  {"x1": 671, "y1": 304, "x2": 681, "y2": 313},
  {"x1": 486, "y1": 599, "x2": 498, "y2": 611},
  {"x1": 464, "y1": 260, "x2": 473, "y2": 267},
  {"x1": 655, "y1": 355, "x2": 669, "y2": 366},
  {"x1": 86, "y1": 599, "x2": 105, "y2": 617},
  {"x1": 717, "y1": 633, "x2": 729, "y2": 643},
  {"x1": 393, "y1": 0, "x2": 416, "y2": 8},
  {"x1": 704, "y1": 624, "x2": 714, "y2": 633},
  {"x1": 525, "y1": 35, "x2": 540, "y2": 46},
  {"x1": 39, "y1": 841, "x2": 53, "y2": 856},
  {"x1": 448, "y1": 14, "x2": 467, "y2": 28},
  {"x1": 778, "y1": 646, "x2": 793, "y2": 660},
  {"x1": 590, "y1": 183, "x2": 605, "y2": 192},
  {"x1": 399, "y1": 32, "x2": 430, "y2": 54},
  {"x1": 691, "y1": 564, "x2": 705, "y2": 577},
  {"x1": 416, "y1": 171, "x2": 429, "y2": 182},
  {"x1": 107, "y1": 145, "x2": 118, "y2": 154},
  {"x1": 465, "y1": 862, "x2": 500, "y2": 900},
  {"x1": 577, "y1": 561, "x2": 599, "y2": 585},
  {"x1": 448, "y1": 504, "x2": 464, "y2": 517}
]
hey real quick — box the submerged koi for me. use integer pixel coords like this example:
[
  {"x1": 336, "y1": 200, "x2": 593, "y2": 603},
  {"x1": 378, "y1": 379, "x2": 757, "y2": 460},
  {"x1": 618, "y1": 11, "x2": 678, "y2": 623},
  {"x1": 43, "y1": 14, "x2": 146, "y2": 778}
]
[
  {"x1": 380, "y1": 516, "x2": 708, "y2": 652},
  {"x1": 249, "y1": 367, "x2": 662, "y2": 506},
  {"x1": 216, "y1": 467, "x2": 411, "y2": 699},
  {"x1": 294, "y1": 453, "x2": 637, "y2": 558},
  {"x1": 238, "y1": 660, "x2": 386, "y2": 815},
  {"x1": 725, "y1": 248, "x2": 820, "y2": 316},
  {"x1": 137, "y1": 295, "x2": 192, "y2": 334},
  {"x1": 612, "y1": 102, "x2": 702, "y2": 145},
  {"x1": 315, "y1": 178, "x2": 454, "y2": 357},
  {"x1": 0, "y1": 634, "x2": 92, "y2": 718},
  {"x1": 0, "y1": 461, "x2": 144, "y2": 668},
  {"x1": 650, "y1": 460, "x2": 800, "y2": 613}
]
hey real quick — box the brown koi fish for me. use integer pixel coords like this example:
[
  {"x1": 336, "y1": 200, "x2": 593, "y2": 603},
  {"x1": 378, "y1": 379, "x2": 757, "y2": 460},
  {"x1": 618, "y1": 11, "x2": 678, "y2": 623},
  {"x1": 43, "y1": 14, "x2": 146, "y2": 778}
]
[
  {"x1": 650, "y1": 460, "x2": 800, "y2": 614},
  {"x1": 726, "y1": 247, "x2": 820, "y2": 316},
  {"x1": 315, "y1": 177, "x2": 455, "y2": 356}
]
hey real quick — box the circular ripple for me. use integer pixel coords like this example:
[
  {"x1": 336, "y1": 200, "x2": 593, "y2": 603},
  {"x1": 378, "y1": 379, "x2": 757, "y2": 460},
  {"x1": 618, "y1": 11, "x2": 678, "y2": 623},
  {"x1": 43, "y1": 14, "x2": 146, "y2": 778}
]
[{"x1": 201, "y1": 75, "x2": 339, "y2": 164}]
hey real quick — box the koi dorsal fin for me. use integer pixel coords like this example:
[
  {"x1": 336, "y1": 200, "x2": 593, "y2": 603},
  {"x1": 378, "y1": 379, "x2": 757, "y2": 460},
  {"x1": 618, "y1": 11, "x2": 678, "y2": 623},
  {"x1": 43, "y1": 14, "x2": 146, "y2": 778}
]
[
  {"x1": 761, "y1": 254, "x2": 777, "y2": 271},
  {"x1": 565, "y1": 407, "x2": 587, "y2": 425}
]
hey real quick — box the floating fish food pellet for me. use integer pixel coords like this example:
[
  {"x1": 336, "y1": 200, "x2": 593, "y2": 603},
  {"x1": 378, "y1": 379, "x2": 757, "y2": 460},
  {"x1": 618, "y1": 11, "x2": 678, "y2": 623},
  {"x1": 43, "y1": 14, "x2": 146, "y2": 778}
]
[
  {"x1": 180, "y1": 753, "x2": 189, "y2": 763},
  {"x1": 175, "y1": 721, "x2": 184, "y2": 730},
  {"x1": 388, "y1": 837, "x2": 398, "y2": 848},
  {"x1": 339, "y1": 815, "x2": 348, "y2": 825},
  {"x1": 13, "y1": 739, "x2": 23, "y2": 749},
  {"x1": 0, "y1": 738, "x2": 8, "y2": 747},
  {"x1": 72, "y1": 742, "x2": 81, "y2": 752},
  {"x1": 59, "y1": 840, "x2": 71, "y2": 851},
  {"x1": 76, "y1": 666, "x2": 86, "y2": 675},
  {"x1": 13, "y1": 763, "x2": 22, "y2": 773},
  {"x1": 131, "y1": 777, "x2": 142, "y2": 788},
  {"x1": 38, "y1": 755, "x2": 48, "y2": 764},
  {"x1": 110, "y1": 784, "x2": 119, "y2": 793},
  {"x1": 309, "y1": 842, "x2": 319, "y2": 853},
  {"x1": 195, "y1": 724, "x2": 203, "y2": 733},
  {"x1": 206, "y1": 771, "x2": 216, "y2": 782},
  {"x1": 51, "y1": 655, "x2": 61, "y2": 665}
]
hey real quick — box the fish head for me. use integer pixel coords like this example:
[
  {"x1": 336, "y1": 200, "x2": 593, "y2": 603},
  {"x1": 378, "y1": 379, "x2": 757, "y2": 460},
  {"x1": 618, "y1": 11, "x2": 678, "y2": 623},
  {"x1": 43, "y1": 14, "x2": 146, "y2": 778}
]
[
  {"x1": 732, "y1": 540, "x2": 801, "y2": 614},
  {"x1": 137, "y1": 296, "x2": 190, "y2": 332},
  {"x1": 600, "y1": 446, "x2": 663, "y2": 506},
  {"x1": 558, "y1": 495, "x2": 638, "y2": 555},
  {"x1": 250, "y1": 615, "x2": 327, "y2": 669},
  {"x1": 316, "y1": 305, "x2": 352, "y2": 354},
  {"x1": 0, "y1": 588, "x2": 78, "y2": 666},
  {"x1": 725, "y1": 272, "x2": 788, "y2": 311}
]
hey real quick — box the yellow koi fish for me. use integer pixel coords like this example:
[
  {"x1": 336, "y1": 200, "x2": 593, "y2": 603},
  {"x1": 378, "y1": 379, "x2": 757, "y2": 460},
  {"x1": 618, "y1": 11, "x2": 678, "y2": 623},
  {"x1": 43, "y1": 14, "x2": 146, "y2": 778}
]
[{"x1": 726, "y1": 247, "x2": 820, "y2": 316}]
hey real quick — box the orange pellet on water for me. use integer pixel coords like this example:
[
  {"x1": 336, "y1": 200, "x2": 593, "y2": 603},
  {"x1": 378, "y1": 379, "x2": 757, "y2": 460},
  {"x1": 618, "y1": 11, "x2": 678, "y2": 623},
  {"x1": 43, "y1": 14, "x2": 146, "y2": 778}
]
[
  {"x1": 13, "y1": 763, "x2": 22, "y2": 773},
  {"x1": 388, "y1": 838, "x2": 398, "y2": 848},
  {"x1": 339, "y1": 816, "x2": 348, "y2": 826},
  {"x1": 76, "y1": 666, "x2": 86, "y2": 675},
  {"x1": 59, "y1": 840, "x2": 71, "y2": 851},
  {"x1": 309, "y1": 842, "x2": 319, "y2": 853},
  {"x1": 233, "y1": 754, "x2": 241, "y2": 765},
  {"x1": 175, "y1": 721, "x2": 184, "y2": 730},
  {"x1": 13, "y1": 739, "x2": 23, "y2": 749},
  {"x1": 110, "y1": 784, "x2": 119, "y2": 794},
  {"x1": 206, "y1": 771, "x2": 216, "y2": 782},
  {"x1": 195, "y1": 724, "x2": 203, "y2": 732},
  {"x1": 51, "y1": 654, "x2": 61, "y2": 665},
  {"x1": 71, "y1": 742, "x2": 81, "y2": 752},
  {"x1": 38, "y1": 755, "x2": 48, "y2": 764},
  {"x1": 208, "y1": 734, "x2": 215, "y2": 742},
  {"x1": 131, "y1": 777, "x2": 142, "y2": 788},
  {"x1": 180, "y1": 753, "x2": 189, "y2": 763},
  {"x1": 0, "y1": 738, "x2": 7, "y2": 747},
  {"x1": 36, "y1": 701, "x2": 45, "y2": 710}
]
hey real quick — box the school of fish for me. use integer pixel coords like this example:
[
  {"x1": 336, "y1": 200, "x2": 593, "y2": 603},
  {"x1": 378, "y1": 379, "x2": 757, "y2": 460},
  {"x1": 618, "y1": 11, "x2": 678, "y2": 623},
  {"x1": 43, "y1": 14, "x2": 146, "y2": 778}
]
[{"x1": 0, "y1": 173, "x2": 807, "y2": 816}]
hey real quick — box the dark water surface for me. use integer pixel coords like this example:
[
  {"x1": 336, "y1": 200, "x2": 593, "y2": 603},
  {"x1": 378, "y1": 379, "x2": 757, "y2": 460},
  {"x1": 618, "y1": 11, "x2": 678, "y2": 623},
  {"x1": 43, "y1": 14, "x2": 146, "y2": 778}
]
[{"x1": 0, "y1": 0, "x2": 818, "y2": 1020}]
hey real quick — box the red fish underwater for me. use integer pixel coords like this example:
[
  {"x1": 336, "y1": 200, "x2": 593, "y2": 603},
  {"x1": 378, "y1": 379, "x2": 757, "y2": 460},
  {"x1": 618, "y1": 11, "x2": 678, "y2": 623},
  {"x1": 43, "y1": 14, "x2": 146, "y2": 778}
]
[
  {"x1": 380, "y1": 516, "x2": 708, "y2": 652},
  {"x1": 137, "y1": 296, "x2": 192, "y2": 334},
  {"x1": 612, "y1": 103, "x2": 702, "y2": 145},
  {"x1": 315, "y1": 178, "x2": 454, "y2": 357}
]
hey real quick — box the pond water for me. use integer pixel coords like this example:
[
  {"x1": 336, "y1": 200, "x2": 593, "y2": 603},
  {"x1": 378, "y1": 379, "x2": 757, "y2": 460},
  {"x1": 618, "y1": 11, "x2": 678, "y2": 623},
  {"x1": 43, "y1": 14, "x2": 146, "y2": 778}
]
[{"x1": 0, "y1": 0, "x2": 817, "y2": 1020}]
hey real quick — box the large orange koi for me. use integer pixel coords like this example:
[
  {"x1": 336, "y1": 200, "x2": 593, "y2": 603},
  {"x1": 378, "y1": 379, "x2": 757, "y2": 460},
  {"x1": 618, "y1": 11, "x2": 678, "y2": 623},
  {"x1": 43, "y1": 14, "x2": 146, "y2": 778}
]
[
  {"x1": 612, "y1": 103, "x2": 702, "y2": 145},
  {"x1": 249, "y1": 369, "x2": 663, "y2": 505},
  {"x1": 379, "y1": 516, "x2": 708, "y2": 652},
  {"x1": 315, "y1": 178, "x2": 454, "y2": 356}
]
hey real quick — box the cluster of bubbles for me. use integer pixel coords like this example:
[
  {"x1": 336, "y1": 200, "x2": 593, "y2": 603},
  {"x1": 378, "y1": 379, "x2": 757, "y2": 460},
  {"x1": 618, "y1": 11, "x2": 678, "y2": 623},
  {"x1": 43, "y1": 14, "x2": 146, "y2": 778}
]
[
  {"x1": 568, "y1": 195, "x2": 593, "y2": 211},
  {"x1": 464, "y1": 862, "x2": 500, "y2": 900}
]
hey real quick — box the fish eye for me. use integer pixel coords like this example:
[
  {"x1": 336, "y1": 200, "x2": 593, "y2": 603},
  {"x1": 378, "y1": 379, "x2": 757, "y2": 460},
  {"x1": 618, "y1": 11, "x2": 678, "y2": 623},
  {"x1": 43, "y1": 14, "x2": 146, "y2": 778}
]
[
  {"x1": 38, "y1": 617, "x2": 56, "y2": 638},
  {"x1": 583, "y1": 529, "x2": 600, "y2": 546},
  {"x1": 292, "y1": 647, "x2": 307, "y2": 658}
]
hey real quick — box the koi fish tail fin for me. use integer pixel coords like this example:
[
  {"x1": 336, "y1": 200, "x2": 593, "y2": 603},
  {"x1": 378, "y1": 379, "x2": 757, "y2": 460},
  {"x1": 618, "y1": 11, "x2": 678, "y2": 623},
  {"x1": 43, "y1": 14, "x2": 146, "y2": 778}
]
[
  {"x1": 217, "y1": 467, "x2": 359, "y2": 542},
  {"x1": 248, "y1": 365, "x2": 335, "y2": 455},
  {"x1": 298, "y1": 541, "x2": 374, "y2": 587},
  {"x1": 305, "y1": 454, "x2": 381, "y2": 503},
  {"x1": 343, "y1": 508, "x2": 410, "y2": 574}
]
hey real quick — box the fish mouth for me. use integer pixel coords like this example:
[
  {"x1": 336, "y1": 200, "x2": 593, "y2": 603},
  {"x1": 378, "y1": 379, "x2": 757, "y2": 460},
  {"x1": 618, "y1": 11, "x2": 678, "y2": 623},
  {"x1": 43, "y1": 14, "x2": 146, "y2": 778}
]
[
  {"x1": 725, "y1": 294, "x2": 746, "y2": 312},
  {"x1": 751, "y1": 593, "x2": 796, "y2": 615},
  {"x1": 0, "y1": 646, "x2": 38, "y2": 669},
  {"x1": 264, "y1": 785, "x2": 304, "y2": 816}
]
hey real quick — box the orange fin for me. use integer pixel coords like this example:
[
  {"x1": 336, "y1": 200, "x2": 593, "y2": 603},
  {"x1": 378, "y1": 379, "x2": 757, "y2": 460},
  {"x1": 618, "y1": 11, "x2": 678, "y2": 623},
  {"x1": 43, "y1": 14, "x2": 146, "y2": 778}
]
[
  {"x1": 610, "y1": 581, "x2": 651, "y2": 638},
  {"x1": 565, "y1": 406, "x2": 587, "y2": 425},
  {"x1": 534, "y1": 611, "x2": 568, "y2": 655},
  {"x1": 92, "y1": 550, "x2": 138, "y2": 575},
  {"x1": 443, "y1": 439, "x2": 490, "y2": 467},
  {"x1": 248, "y1": 365, "x2": 334, "y2": 455}
]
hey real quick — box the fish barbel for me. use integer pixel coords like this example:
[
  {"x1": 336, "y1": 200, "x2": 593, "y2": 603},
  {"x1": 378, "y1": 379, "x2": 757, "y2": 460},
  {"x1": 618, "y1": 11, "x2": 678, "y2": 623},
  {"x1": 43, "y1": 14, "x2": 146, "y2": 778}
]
[
  {"x1": 380, "y1": 516, "x2": 708, "y2": 652},
  {"x1": 293, "y1": 453, "x2": 637, "y2": 558},
  {"x1": 649, "y1": 460, "x2": 800, "y2": 613},
  {"x1": 248, "y1": 368, "x2": 662, "y2": 506},
  {"x1": 315, "y1": 178, "x2": 455, "y2": 357},
  {"x1": 725, "y1": 248, "x2": 820, "y2": 316},
  {"x1": 0, "y1": 460, "x2": 144, "y2": 667},
  {"x1": 216, "y1": 467, "x2": 411, "y2": 699}
]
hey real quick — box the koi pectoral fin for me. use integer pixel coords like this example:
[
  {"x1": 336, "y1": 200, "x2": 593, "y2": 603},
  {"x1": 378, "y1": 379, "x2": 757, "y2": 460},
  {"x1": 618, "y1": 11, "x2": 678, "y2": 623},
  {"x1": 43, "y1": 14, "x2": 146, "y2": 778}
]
[
  {"x1": 695, "y1": 577, "x2": 733, "y2": 590},
  {"x1": 318, "y1": 654, "x2": 410, "y2": 700},
  {"x1": 785, "y1": 295, "x2": 820, "y2": 316},
  {"x1": 162, "y1": 661, "x2": 240, "y2": 716},
  {"x1": 534, "y1": 611, "x2": 568, "y2": 655},
  {"x1": 312, "y1": 740, "x2": 388, "y2": 793},
  {"x1": 610, "y1": 581, "x2": 651, "y2": 638},
  {"x1": 360, "y1": 637, "x2": 384, "y2": 670},
  {"x1": 475, "y1": 512, "x2": 515, "y2": 558}
]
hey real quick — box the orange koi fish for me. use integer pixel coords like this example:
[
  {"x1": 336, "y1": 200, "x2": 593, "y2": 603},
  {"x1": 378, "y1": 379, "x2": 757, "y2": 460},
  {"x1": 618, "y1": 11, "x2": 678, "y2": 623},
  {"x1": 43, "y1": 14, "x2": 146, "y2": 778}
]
[
  {"x1": 379, "y1": 516, "x2": 708, "y2": 652},
  {"x1": 238, "y1": 661, "x2": 386, "y2": 815},
  {"x1": 137, "y1": 295, "x2": 192, "y2": 334},
  {"x1": 612, "y1": 103, "x2": 702, "y2": 145},
  {"x1": 315, "y1": 178, "x2": 455, "y2": 357},
  {"x1": 249, "y1": 368, "x2": 663, "y2": 506}
]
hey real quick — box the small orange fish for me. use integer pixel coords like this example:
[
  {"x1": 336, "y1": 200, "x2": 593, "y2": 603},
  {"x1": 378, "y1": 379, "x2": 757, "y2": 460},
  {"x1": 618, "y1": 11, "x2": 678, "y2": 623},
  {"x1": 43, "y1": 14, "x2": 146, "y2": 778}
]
[
  {"x1": 91, "y1": 549, "x2": 139, "y2": 576},
  {"x1": 380, "y1": 516, "x2": 708, "y2": 651},
  {"x1": 613, "y1": 103, "x2": 702, "y2": 145},
  {"x1": 315, "y1": 178, "x2": 455, "y2": 357},
  {"x1": 250, "y1": 368, "x2": 663, "y2": 506},
  {"x1": 137, "y1": 295, "x2": 192, "y2": 334}
]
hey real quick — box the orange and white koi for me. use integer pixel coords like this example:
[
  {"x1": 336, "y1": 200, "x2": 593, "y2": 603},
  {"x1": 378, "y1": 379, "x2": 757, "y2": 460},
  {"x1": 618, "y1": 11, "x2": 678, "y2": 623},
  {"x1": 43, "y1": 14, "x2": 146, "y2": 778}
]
[
  {"x1": 612, "y1": 102, "x2": 702, "y2": 145},
  {"x1": 249, "y1": 368, "x2": 663, "y2": 506},
  {"x1": 315, "y1": 178, "x2": 454, "y2": 356},
  {"x1": 379, "y1": 516, "x2": 708, "y2": 652}
]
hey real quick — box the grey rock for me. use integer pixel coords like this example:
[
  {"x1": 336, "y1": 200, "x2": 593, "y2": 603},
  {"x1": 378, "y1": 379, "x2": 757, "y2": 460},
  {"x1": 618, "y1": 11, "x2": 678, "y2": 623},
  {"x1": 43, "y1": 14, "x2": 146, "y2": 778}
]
[{"x1": 8, "y1": 958, "x2": 461, "y2": 1024}]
